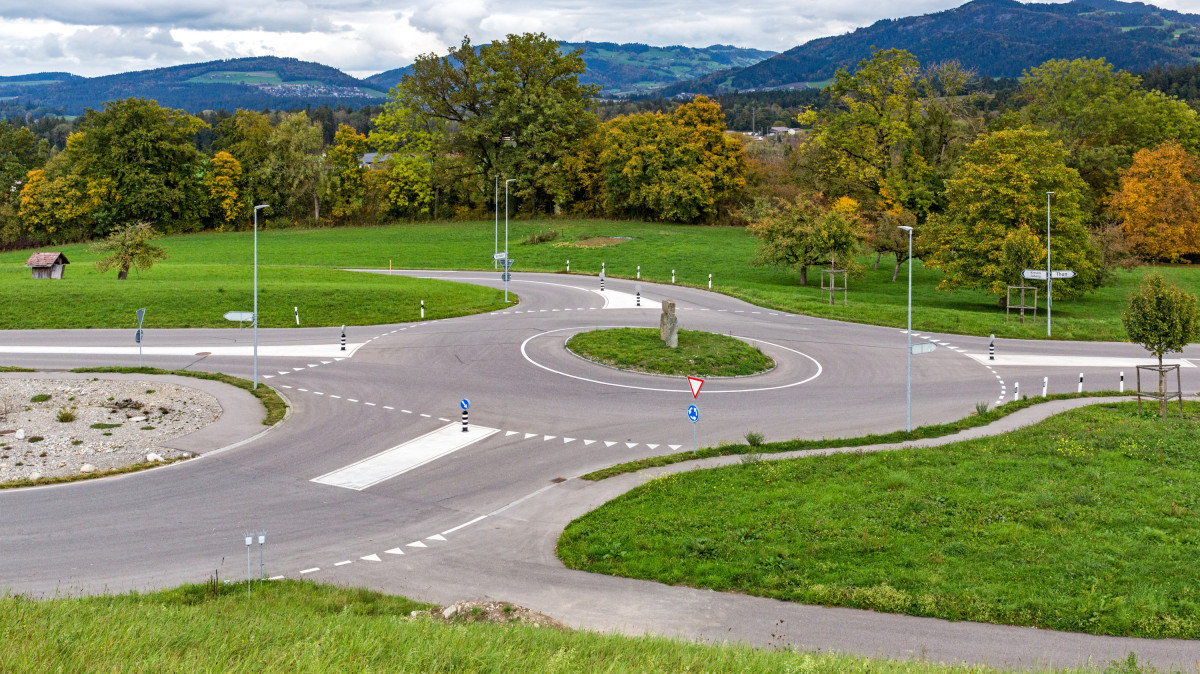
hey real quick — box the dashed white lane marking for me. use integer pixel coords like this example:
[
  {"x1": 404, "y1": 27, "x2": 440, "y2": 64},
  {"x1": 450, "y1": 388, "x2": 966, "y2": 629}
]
[
  {"x1": 334, "y1": 560, "x2": 352, "y2": 566},
  {"x1": 365, "y1": 403, "x2": 376, "y2": 407},
  {"x1": 348, "y1": 398, "x2": 358, "y2": 402},
  {"x1": 300, "y1": 568, "x2": 319, "y2": 574},
  {"x1": 330, "y1": 395, "x2": 341, "y2": 399},
  {"x1": 506, "y1": 431, "x2": 518, "y2": 436},
  {"x1": 383, "y1": 406, "x2": 394, "y2": 410},
  {"x1": 269, "y1": 575, "x2": 285, "y2": 580},
  {"x1": 311, "y1": 423, "x2": 499, "y2": 490}
]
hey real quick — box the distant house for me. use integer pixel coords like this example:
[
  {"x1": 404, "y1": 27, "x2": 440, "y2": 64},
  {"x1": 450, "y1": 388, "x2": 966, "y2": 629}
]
[
  {"x1": 359, "y1": 152, "x2": 393, "y2": 169},
  {"x1": 769, "y1": 126, "x2": 799, "y2": 136},
  {"x1": 25, "y1": 252, "x2": 69, "y2": 280}
]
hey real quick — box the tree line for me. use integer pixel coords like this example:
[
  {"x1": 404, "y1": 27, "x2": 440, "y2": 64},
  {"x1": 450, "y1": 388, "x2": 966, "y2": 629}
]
[{"x1": 2, "y1": 33, "x2": 1199, "y2": 310}]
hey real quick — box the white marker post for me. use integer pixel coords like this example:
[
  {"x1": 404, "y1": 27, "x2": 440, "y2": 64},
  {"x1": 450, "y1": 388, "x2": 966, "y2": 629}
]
[
  {"x1": 1042, "y1": 376, "x2": 1048, "y2": 397},
  {"x1": 244, "y1": 534, "x2": 253, "y2": 597},
  {"x1": 1014, "y1": 382, "x2": 1019, "y2": 402},
  {"x1": 258, "y1": 531, "x2": 266, "y2": 583},
  {"x1": 566, "y1": 259, "x2": 570, "y2": 272},
  {"x1": 708, "y1": 273, "x2": 712, "y2": 289},
  {"x1": 420, "y1": 300, "x2": 424, "y2": 319},
  {"x1": 637, "y1": 265, "x2": 640, "y2": 279},
  {"x1": 672, "y1": 269, "x2": 675, "y2": 284},
  {"x1": 1120, "y1": 371, "x2": 1125, "y2": 393},
  {"x1": 1078, "y1": 373, "x2": 1083, "y2": 393},
  {"x1": 294, "y1": 306, "x2": 299, "y2": 326}
]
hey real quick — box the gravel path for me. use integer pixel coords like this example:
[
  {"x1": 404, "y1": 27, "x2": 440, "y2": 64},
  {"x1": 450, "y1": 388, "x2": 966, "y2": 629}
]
[{"x1": 0, "y1": 378, "x2": 221, "y2": 483}]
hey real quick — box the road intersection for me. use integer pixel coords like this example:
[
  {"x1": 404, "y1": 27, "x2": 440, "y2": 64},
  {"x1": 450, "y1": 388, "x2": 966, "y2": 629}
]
[{"x1": 2, "y1": 270, "x2": 1198, "y2": 669}]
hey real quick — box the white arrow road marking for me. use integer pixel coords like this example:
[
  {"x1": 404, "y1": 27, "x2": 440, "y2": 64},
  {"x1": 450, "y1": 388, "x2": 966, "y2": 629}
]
[
  {"x1": 384, "y1": 548, "x2": 404, "y2": 555},
  {"x1": 293, "y1": 368, "x2": 305, "y2": 371},
  {"x1": 360, "y1": 554, "x2": 381, "y2": 562},
  {"x1": 427, "y1": 534, "x2": 447, "y2": 542},
  {"x1": 506, "y1": 431, "x2": 519, "y2": 436},
  {"x1": 563, "y1": 437, "x2": 575, "y2": 443},
  {"x1": 277, "y1": 371, "x2": 290, "y2": 375},
  {"x1": 604, "y1": 441, "x2": 617, "y2": 447},
  {"x1": 407, "y1": 541, "x2": 427, "y2": 548},
  {"x1": 262, "y1": 375, "x2": 273, "y2": 379},
  {"x1": 626, "y1": 442, "x2": 638, "y2": 449},
  {"x1": 544, "y1": 435, "x2": 556, "y2": 441},
  {"x1": 525, "y1": 433, "x2": 537, "y2": 439},
  {"x1": 321, "y1": 361, "x2": 331, "y2": 364},
  {"x1": 646, "y1": 444, "x2": 659, "y2": 449},
  {"x1": 583, "y1": 440, "x2": 595, "y2": 446},
  {"x1": 669, "y1": 445, "x2": 682, "y2": 450}
]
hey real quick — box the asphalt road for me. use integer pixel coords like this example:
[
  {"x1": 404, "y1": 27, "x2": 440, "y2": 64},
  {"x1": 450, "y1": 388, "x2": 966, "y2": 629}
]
[{"x1": 2, "y1": 270, "x2": 1198, "y2": 670}]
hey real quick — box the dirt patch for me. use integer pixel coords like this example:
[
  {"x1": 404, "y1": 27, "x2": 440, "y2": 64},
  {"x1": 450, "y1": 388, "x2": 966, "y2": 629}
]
[
  {"x1": 426, "y1": 600, "x2": 566, "y2": 629},
  {"x1": 561, "y1": 236, "x2": 633, "y2": 248}
]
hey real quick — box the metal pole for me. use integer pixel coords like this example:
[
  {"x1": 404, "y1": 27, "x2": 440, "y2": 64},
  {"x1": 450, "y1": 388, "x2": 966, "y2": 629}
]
[
  {"x1": 505, "y1": 179, "x2": 515, "y2": 303},
  {"x1": 1047, "y1": 192, "x2": 1053, "y2": 337},
  {"x1": 253, "y1": 208, "x2": 259, "y2": 389},
  {"x1": 462, "y1": 406, "x2": 468, "y2": 432},
  {"x1": 900, "y1": 226, "x2": 913, "y2": 433},
  {"x1": 494, "y1": 175, "x2": 499, "y2": 269}
]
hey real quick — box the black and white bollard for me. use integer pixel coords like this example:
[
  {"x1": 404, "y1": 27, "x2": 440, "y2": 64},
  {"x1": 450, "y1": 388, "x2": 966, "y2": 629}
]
[
  {"x1": 636, "y1": 290, "x2": 641, "y2": 306},
  {"x1": 671, "y1": 269, "x2": 675, "y2": 284},
  {"x1": 566, "y1": 259, "x2": 570, "y2": 272},
  {"x1": 420, "y1": 300, "x2": 425, "y2": 319},
  {"x1": 461, "y1": 407, "x2": 468, "y2": 432},
  {"x1": 340, "y1": 325, "x2": 346, "y2": 351},
  {"x1": 1120, "y1": 371, "x2": 1125, "y2": 393},
  {"x1": 989, "y1": 334, "x2": 995, "y2": 361},
  {"x1": 600, "y1": 275, "x2": 605, "y2": 292},
  {"x1": 1042, "y1": 376, "x2": 1048, "y2": 397},
  {"x1": 602, "y1": 262, "x2": 605, "y2": 275},
  {"x1": 708, "y1": 273, "x2": 712, "y2": 289},
  {"x1": 1014, "y1": 381, "x2": 1019, "y2": 401},
  {"x1": 1077, "y1": 372, "x2": 1084, "y2": 393},
  {"x1": 294, "y1": 306, "x2": 299, "y2": 325}
]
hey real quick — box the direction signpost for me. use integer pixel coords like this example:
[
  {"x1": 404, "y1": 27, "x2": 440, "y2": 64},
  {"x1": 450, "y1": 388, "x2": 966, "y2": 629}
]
[
  {"x1": 687, "y1": 404, "x2": 699, "y2": 453},
  {"x1": 1022, "y1": 268, "x2": 1075, "y2": 336}
]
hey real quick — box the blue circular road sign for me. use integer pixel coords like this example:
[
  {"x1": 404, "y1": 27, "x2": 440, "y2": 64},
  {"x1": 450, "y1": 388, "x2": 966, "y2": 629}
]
[
  {"x1": 460, "y1": 399, "x2": 470, "y2": 410},
  {"x1": 687, "y1": 405, "x2": 698, "y2": 422}
]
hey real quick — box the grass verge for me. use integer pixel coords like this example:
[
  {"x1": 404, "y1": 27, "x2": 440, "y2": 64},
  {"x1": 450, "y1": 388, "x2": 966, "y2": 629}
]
[
  {"x1": 560, "y1": 401, "x2": 1200, "y2": 640},
  {"x1": 69, "y1": 366, "x2": 287, "y2": 426},
  {"x1": 0, "y1": 366, "x2": 35, "y2": 372},
  {"x1": 565, "y1": 328, "x2": 774, "y2": 377},
  {"x1": 3, "y1": 219, "x2": 1194, "y2": 338},
  {"x1": 0, "y1": 578, "x2": 1123, "y2": 672},
  {"x1": 581, "y1": 391, "x2": 1129, "y2": 480}
]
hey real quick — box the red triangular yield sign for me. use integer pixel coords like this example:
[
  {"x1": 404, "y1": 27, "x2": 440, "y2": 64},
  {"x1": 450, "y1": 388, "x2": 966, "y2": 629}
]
[{"x1": 688, "y1": 376, "x2": 704, "y2": 399}]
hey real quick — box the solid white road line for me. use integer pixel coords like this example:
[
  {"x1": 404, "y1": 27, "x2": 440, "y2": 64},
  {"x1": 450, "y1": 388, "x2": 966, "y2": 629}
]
[
  {"x1": 441, "y1": 515, "x2": 488, "y2": 536},
  {"x1": 0, "y1": 344, "x2": 366, "y2": 358},
  {"x1": 968, "y1": 354, "x2": 1195, "y2": 368},
  {"x1": 311, "y1": 423, "x2": 499, "y2": 490}
]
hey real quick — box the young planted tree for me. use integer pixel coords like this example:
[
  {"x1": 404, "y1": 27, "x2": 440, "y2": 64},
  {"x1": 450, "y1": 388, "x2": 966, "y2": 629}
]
[
  {"x1": 90, "y1": 221, "x2": 166, "y2": 280},
  {"x1": 1109, "y1": 141, "x2": 1200, "y2": 262},
  {"x1": 1122, "y1": 273, "x2": 1200, "y2": 416}
]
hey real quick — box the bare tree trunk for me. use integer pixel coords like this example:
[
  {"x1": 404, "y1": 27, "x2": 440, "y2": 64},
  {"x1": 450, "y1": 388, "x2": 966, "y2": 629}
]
[
  {"x1": 875, "y1": 251, "x2": 881, "y2": 270},
  {"x1": 117, "y1": 264, "x2": 129, "y2": 281},
  {"x1": 892, "y1": 258, "x2": 902, "y2": 282},
  {"x1": 799, "y1": 265, "x2": 808, "y2": 286},
  {"x1": 313, "y1": 194, "x2": 320, "y2": 223}
]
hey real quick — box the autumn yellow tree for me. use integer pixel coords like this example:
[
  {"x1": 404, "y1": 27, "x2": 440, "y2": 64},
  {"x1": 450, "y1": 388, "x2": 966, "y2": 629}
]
[
  {"x1": 322, "y1": 125, "x2": 368, "y2": 221},
  {"x1": 1109, "y1": 141, "x2": 1200, "y2": 262},
  {"x1": 203, "y1": 151, "x2": 246, "y2": 230}
]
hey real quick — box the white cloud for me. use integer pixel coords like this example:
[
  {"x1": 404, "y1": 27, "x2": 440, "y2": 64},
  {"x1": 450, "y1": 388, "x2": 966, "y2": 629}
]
[{"x1": 0, "y1": 1, "x2": 1197, "y2": 78}]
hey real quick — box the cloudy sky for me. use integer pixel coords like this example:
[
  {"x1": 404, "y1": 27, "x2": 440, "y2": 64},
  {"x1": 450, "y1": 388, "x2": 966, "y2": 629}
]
[{"x1": 0, "y1": 0, "x2": 1198, "y2": 78}]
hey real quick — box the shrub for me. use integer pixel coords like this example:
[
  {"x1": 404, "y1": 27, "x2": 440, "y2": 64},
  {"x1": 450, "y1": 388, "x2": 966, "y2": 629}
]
[
  {"x1": 56, "y1": 407, "x2": 77, "y2": 422},
  {"x1": 745, "y1": 431, "x2": 765, "y2": 447},
  {"x1": 30, "y1": 394, "x2": 51, "y2": 403}
]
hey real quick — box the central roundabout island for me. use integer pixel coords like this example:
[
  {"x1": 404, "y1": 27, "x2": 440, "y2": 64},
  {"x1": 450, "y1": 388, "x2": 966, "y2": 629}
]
[{"x1": 564, "y1": 327, "x2": 776, "y2": 378}]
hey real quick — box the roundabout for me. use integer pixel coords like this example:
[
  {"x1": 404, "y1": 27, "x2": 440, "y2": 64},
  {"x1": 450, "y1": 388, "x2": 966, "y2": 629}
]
[{"x1": 1, "y1": 270, "x2": 1198, "y2": 669}]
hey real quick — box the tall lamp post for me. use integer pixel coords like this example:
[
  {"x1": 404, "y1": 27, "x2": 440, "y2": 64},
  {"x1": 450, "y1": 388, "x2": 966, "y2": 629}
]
[
  {"x1": 253, "y1": 204, "x2": 270, "y2": 390},
  {"x1": 504, "y1": 179, "x2": 516, "y2": 303},
  {"x1": 899, "y1": 225, "x2": 914, "y2": 432},
  {"x1": 1046, "y1": 192, "x2": 1054, "y2": 337},
  {"x1": 494, "y1": 176, "x2": 499, "y2": 268}
]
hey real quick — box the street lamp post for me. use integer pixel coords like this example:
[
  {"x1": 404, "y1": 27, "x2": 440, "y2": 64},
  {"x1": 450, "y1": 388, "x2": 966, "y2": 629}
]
[
  {"x1": 899, "y1": 225, "x2": 914, "y2": 432},
  {"x1": 253, "y1": 204, "x2": 269, "y2": 390},
  {"x1": 504, "y1": 179, "x2": 516, "y2": 303},
  {"x1": 494, "y1": 176, "x2": 499, "y2": 269},
  {"x1": 1046, "y1": 192, "x2": 1054, "y2": 337}
]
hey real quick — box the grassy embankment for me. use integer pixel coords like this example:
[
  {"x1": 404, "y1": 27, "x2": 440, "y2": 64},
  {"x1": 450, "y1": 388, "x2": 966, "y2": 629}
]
[
  {"x1": 0, "y1": 579, "x2": 1136, "y2": 673},
  {"x1": 560, "y1": 401, "x2": 1200, "y2": 640},
  {"x1": 2, "y1": 219, "x2": 1194, "y2": 338},
  {"x1": 566, "y1": 327, "x2": 774, "y2": 377}
]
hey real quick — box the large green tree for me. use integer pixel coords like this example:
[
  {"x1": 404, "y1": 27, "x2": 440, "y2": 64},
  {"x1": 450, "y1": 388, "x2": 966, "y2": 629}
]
[
  {"x1": 592, "y1": 96, "x2": 747, "y2": 223},
  {"x1": 747, "y1": 196, "x2": 864, "y2": 285},
  {"x1": 69, "y1": 98, "x2": 209, "y2": 235},
  {"x1": 0, "y1": 121, "x2": 46, "y2": 243},
  {"x1": 396, "y1": 33, "x2": 599, "y2": 213},
  {"x1": 1021, "y1": 58, "x2": 1200, "y2": 210},
  {"x1": 922, "y1": 128, "x2": 1101, "y2": 304}
]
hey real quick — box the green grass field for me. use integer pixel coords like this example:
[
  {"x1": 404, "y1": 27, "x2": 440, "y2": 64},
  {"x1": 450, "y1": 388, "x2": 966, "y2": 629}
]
[
  {"x1": 3, "y1": 219, "x2": 1195, "y2": 337},
  {"x1": 0, "y1": 579, "x2": 1125, "y2": 673},
  {"x1": 559, "y1": 402, "x2": 1200, "y2": 639},
  {"x1": 566, "y1": 328, "x2": 774, "y2": 377}
]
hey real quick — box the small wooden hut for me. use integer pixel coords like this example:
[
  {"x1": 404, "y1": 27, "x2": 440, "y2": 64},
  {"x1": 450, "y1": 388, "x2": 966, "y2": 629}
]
[{"x1": 25, "y1": 252, "x2": 69, "y2": 279}]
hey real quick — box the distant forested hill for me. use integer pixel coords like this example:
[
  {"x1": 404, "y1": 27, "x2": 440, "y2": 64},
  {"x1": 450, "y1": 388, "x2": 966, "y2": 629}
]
[
  {"x1": 362, "y1": 42, "x2": 775, "y2": 96},
  {"x1": 661, "y1": 0, "x2": 1200, "y2": 95},
  {"x1": 0, "y1": 57, "x2": 385, "y2": 116}
]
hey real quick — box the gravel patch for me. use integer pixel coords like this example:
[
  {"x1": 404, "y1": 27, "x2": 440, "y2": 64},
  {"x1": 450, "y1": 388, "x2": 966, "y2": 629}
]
[{"x1": 0, "y1": 379, "x2": 220, "y2": 483}]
